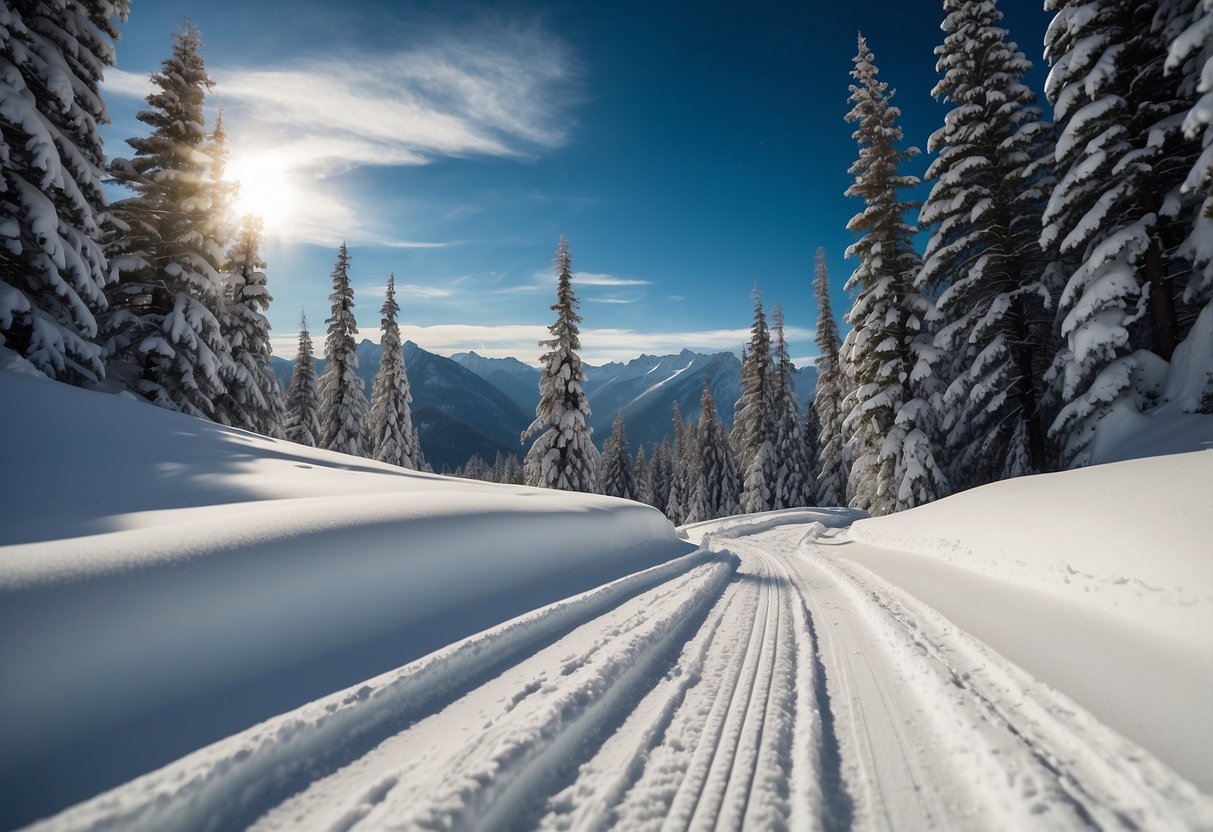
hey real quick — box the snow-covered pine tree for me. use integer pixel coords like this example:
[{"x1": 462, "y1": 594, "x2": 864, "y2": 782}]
[
  {"x1": 665, "y1": 402, "x2": 687, "y2": 522},
  {"x1": 770, "y1": 305, "x2": 812, "y2": 509},
  {"x1": 633, "y1": 446, "x2": 652, "y2": 505},
  {"x1": 502, "y1": 453, "x2": 523, "y2": 484},
  {"x1": 919, "y1": 0, "x2": 1054, "y2": 486},
  {"x1": 102, "y1": 22, "x2": 234, "y2": 419},
  {"x1": 734, "y1": 288, "x2": 779, "y2": 513},
  {"x1": 283, "y1": 311, "x2": 320, "y2": 446},
  {"x1": 812, "y1": 249, "x2": 849, "y2": 506},
  {"x1": 0, "y1": 0, "x2": 128, "y2": 384},
  {"x1": 649, "y1": 439, "x2": 674, "y2": 514},
  {"x1": 216, "y1": 214, "x2": 283, "y2": 436},
  {"x1": 601, "y1": 414, "x2": 640, "y2": 500},
  {"x1": 803, "y1": 400, "x2": 823, "y2": 499},
  {"x1": 462, "y1": 454, "x2": 487, "y2": 481},
  {"x1": 318, "y1": 242, "x2": 369, "y2": 456},
  {"x1": 1167, "y1": 1, "x2": 1213, "y2": 323},
  {"x1": 842, "y1": 34, "x2": 946, "y2": 515},
  {"x1": 687, "y1": 380, "x2": 741, "y2": 522},
  {"x1": 368, "y1": 274, "x2": 424, "y2": 469},
  {"x1": 733, "y1": 288, "x2": 773, "y2": 471},
  {"x1": 522, "y1": 237, "x2": 599, "y2": 492},
  {"x1": 1042, "y1": 0, "x2": 1200, "y2": 465}
]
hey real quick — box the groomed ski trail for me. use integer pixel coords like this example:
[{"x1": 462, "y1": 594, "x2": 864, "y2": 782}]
[{"x1": 27, "y1": 520, "x2": 1213, "y2": 832}]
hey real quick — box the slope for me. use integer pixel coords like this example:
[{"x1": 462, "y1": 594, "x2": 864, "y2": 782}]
[{"x1": 0, "y1": 367, "x2": 689, "y2": 828}]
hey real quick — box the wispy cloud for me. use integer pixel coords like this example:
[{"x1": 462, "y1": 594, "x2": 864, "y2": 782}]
[
  {"x1": 586, "y1": 297, "x2": 641, "y2": 304},
  {"x1": 574, "y1": 272, "x2": 652, "y2": 287},
  {"x1": 102, "y1": 22, "x2": 581, "y2": 246},
  {"x1": 271, "y1": 323, "x2": 817, "y2": 366}
]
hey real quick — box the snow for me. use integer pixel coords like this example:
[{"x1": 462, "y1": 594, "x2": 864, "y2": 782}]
[
  {"x1": 1088, "y1": 304, "x2": 1213, "y2": 464},
  {"x1": 844, "y1": 451, "x2": 1213, "y2": 787},
  {"x1": 0, "y1": 369, "x2": 690, "y2": 828}
]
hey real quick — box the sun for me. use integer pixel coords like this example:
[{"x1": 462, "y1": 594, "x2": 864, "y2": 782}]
[{"x1": 227, "y1": 154, "x2": 294, "y2": 231}]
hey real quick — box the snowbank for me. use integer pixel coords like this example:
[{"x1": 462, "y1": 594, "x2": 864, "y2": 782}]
[
  {"x1": 840, "y1": 452, "x2": 1213, "y2": 789},
  {"x1": 848, "y1": 451, "x2": 1213, "y2": 650},
  {"x1": 0, "y1": 371, "x2": 692, "y2": 827}
]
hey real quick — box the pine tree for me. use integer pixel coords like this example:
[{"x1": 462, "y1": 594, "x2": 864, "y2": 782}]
[
  {"x1": 283, "y1": 311, "x2": 320, "y2": 446},
  {"x1": 102, "y1": 22, "x2": 234, "y2": 419},
  {"x1": 318, "y1": 242, "x2": 369, "y2": 456},
  {"x1": 687, "y1": 380, "x2": 742, "y2": 522},
  {"x1": 367, "y1": 274, "x2": 424, "y2": 469},
  {"x1": 634, "y1": 446, "x2": 652, "y2": 505},
  {"x1": 1042, "y1": 0, "x2": 1200, "y2": 465},
  {"x1": 601, "y1": 414, "x2": 640, "y2": 500},
  {"x1": 502, "y1": 453, "x2": 523, "y2": 485},
  {"x1": 919, "y1": 0, "x2": 1054, "y2": 486},
  {"x1": 812, "y1": 249, "x2": 849, "y2": 506},
  {"x1": 522, "y1": 237, "x2": 599, "y2": 492},
  {"x1": 733, "y1": 287, "x2": 774, "y2": 471},
  {"x1": 665, "y1": 401, "x2": 690, "y2": 523},
  {"x1": 770, "y1": 305, "x2": 812, "y2": 509},
  {"x1": 842, "y1": 35, "x2": 946, "y2": 515},
  {"x1": 649, "y1": 439, "x2": 675, "y2": 514},
  {"x1": 216, "y1": 214, "x2": 283, "y2": 436},
  {"x1": 1167, "y1": 1, "x2": 1213, "y2": 319},
  {"x1": 0, "y1": 0, "x2": 128, "y2": 384},
  {"x1": 803, "y1": 400, "x2": 823, "y2": 500}
]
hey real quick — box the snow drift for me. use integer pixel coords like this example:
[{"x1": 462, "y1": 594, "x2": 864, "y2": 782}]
[
  {"x1": 0, "y1": 369, "x2": 692, "y2": 827},
  {"x1": 843, "y1": 451, "x2": 1213, "y2": 788},
  {"x1": 848, "y1": 451, "x2": 1213, "y2": 646}
]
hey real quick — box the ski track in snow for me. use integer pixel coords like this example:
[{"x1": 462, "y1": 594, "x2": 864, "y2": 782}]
[{"x1": 27, "y1": 523, "x2": 1213, "y2": 832}]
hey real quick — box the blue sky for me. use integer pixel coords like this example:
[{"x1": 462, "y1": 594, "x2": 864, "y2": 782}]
[{"x1": 100, "y1": 0, "x2": 1053, "y2": 366}]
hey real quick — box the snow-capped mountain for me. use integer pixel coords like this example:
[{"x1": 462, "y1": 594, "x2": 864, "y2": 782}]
[
  {"x1": 276, "y1": 345, "x2": 819, "y2": 468},
  {"x1": 455, "y1": 349, "x2": 819, "y2": 454},
  {"x1": 272, "y1": 341, "x2": 532, "y2": 471}
]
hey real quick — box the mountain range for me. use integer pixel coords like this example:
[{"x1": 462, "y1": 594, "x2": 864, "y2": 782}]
[{"x1": 271, "y1": 342, "x2": 817, "y2": 471}]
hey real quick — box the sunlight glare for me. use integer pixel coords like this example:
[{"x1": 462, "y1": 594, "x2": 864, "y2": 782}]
[{"x1": 228, "y1": 154, "x2": 294, "y2": 231}]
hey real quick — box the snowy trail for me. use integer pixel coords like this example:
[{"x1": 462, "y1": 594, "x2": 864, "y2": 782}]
[{"x1": 26, "y1": 520, "x2": 1213, "y2": 832}]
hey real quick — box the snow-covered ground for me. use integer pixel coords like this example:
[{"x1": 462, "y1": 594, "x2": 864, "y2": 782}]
[
  {"x1": 0, "y1": 368, "x2": 691, "y2": 828},
  {"x1": 3, "y1": 362, "x2": 1211, "y2": 831}
]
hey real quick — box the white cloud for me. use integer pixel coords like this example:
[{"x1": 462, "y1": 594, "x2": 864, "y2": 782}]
[
  {"x1": 102, "y1": 25, "x2": 580, "y2": 246},
  {"x1": 102, "y1": 68, "x2": 154, "y2": 100},
  {"x1": 585, "y1": 297, "x2": 640, "y2": 304},
  {"x1": 272, "y1": 323, "x2": 816, "y2": 366},
  {"x1": 573, "y1": 272, "x2": 652, "y2": 287}
]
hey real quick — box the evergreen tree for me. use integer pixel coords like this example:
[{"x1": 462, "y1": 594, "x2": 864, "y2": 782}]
[
  {"x1": 0, "y1": 0, "x2": 128, "y2": 384},
  {"x1": 522, "y1": 237, "x2": 599, "y2": 492},
  {"x1": 770, "y1": 305, "x2": 812, "y2": 509},
  {"x1": 601, "y1": 414, "x2": 640, "y2": 500},
  {"x1": 1167, "y1": 1, "x2": 1213, "y2": 320},
  {"x1": 1042, "y1": 0, "x2": 1199, "y2": 465},
  {"x1": 733, "y1": 287, "x2": 774, "y2": 471},
  {"x1": 318, "y1": 242, "x2": 369, "y2": 456},
  {"x1": 502, "y1": 453, "x2": 523, "y2": 485},
  {"x1": 368, "y1": 274, "x2": 424, "y2": 469},
  {"x1": 842, "y1": 35, "x2": 946, "y2": 514},
  {"x1": 687, "y1": 380, "x2": 741, "y2": 522},
  {"x1": 812, "y1": 249, "x2": 849, "y2": 506},
  {"x1": 803, "y1": 400, "x2": 823, "y2": 501},
  {"x1": 217, "y1": 214, "x2": 283, "y2": 436},
  {"x1": 283, "y1": 311, "x2": 320, "y2": 446},
  {"x1": 920, "y1": 0, "x2": 1054, "y2": 485},
  {"x1": 649, "y1": 439, "x2": 675, "y2": 514},
  {"x1": 634, "y1": 446, "x2": 652, "y2": 505},
  {"x1": 665, "y1": 401, "x2": 690, "y2": 523},
  {"x1": 102, "y1": 23, "x2": 234, "y2": 419},
  {"x1": 462, "y1": 454, "x2": 487, "y2": 481}
]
